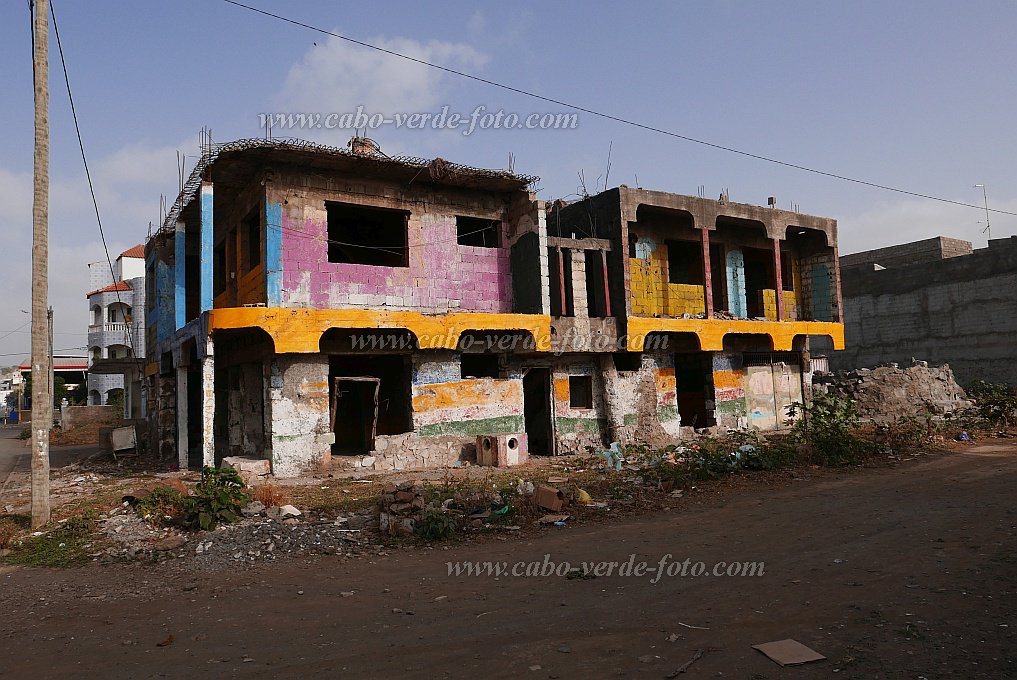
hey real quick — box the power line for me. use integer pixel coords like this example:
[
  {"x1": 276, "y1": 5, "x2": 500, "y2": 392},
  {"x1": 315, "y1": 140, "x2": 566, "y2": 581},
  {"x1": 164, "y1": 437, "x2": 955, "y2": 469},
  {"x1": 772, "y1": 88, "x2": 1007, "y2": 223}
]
[
  {"x1": 0, "y1": 347, "x2": 87, "y2": 359},
  {"x1": 0, "y1": 321, "x2": 31, "y2": 343},
  {"x1": 49, "y1": 0, "x2": 136, "y2": 357},
  {"x1": 0, "y1": 329, "x2": 87, "y2": 337},
  {"x1": 221, "y1": 0, "x2": 1017, "y2": 219}
]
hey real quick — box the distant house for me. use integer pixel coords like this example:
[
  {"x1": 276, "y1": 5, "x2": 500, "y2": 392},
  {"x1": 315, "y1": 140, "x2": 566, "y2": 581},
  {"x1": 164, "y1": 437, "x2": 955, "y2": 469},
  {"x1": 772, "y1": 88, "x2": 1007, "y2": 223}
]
[{"x1": 85, "y1": 245, "x2": 147, "y2": 417}]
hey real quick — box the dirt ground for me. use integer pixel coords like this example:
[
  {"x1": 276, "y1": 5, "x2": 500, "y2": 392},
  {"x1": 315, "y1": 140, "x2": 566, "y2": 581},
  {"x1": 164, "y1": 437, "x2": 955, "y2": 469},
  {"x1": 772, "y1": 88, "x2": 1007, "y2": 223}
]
[{"x1": 1, "y1": 445, "x2": 1014, "y2": 679}]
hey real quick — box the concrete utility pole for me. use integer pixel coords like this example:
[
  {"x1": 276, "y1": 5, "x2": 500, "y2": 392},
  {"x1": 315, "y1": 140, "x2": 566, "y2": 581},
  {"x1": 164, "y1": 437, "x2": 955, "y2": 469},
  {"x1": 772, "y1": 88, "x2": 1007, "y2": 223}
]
[{"x1": 31, "y1": 0, "x2": 52, "y2": 529}]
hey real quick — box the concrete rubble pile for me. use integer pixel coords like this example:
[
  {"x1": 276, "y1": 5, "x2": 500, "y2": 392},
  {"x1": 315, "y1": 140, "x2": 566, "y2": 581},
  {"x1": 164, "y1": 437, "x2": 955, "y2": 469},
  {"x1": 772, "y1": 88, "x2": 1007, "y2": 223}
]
[{"x1": 812, "y1": 359, "x2": 971, "y2": 423}]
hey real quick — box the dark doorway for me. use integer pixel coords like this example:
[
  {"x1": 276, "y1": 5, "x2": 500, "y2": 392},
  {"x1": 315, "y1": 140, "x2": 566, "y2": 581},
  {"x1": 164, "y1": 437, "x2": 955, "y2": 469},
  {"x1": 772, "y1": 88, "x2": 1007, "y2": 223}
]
[
  {"x1": 523, "y1": 368, "x2": 553, "y2": 455},
  {"x1": 328, "y1": 355, "x2": 412, "y2": 455},
  {"x1": 184, "y1": 345, "x2": 202, "y2": 470},
  {"x1": 674, "y1": 353, "x2": 715, "y2": 428},
  {"x1": 710, "y1": 243, "x2": 726, "y2": 311},
  {"x1": 743, "y1": 247, "x2": 775, "y2": 318},
  {"x1": 331, "y1": 378, "x2": 380, "y2": 454}
]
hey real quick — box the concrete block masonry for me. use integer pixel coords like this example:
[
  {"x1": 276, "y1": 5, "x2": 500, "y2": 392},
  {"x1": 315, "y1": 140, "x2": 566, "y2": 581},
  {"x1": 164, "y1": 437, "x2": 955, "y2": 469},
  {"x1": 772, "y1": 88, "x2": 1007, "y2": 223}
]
[{"x1": 812, "y1": 360, "x2": 970, "y2": 423}]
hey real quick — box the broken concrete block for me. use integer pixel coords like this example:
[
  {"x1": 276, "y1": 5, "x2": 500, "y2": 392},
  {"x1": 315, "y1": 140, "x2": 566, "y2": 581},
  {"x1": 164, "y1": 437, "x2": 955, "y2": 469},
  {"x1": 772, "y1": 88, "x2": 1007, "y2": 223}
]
[
  {"x1": 220, "y1": 457, "x2": 272, "y2": 485},
  {"x1": 266, "y1": 504, "x2": 301, "y2": 520}
]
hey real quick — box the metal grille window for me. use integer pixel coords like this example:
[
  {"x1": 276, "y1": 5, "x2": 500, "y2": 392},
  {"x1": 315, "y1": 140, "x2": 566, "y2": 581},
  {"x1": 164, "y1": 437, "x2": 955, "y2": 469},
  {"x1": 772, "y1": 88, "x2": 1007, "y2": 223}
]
[{"x1": 742, "y1": 352, "x2": 801, "y2": 367}]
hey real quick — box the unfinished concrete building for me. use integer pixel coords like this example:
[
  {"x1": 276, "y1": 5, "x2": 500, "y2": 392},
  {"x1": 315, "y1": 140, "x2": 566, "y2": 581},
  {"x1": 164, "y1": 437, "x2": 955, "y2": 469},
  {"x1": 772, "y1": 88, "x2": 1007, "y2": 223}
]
[
  {"x1": 816, "y1": 235, "x2": 1017, "y2": 386},
  {"x1": 144, "y1": 139, "x2": 844, "y2": 477},
  {"x1": 549, "y1": 187, "x2": 844, "y2": 436}
]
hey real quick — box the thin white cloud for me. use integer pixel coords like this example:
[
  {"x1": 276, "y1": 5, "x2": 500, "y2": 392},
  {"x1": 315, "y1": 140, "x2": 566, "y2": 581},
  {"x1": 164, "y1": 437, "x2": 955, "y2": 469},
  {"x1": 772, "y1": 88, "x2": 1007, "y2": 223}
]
[
  {"x1": 275, "y1": 32, "x2": 485, "y2": 115},
  {"x1": 271, "y1": 31, "x2": 486, "y2": 151},
  {"x1": 838, "y1": 197, "x2": 1017, "y2": 254},
  {"x1": 0, "y1": 138, "x2": 195, "y2": 358}
]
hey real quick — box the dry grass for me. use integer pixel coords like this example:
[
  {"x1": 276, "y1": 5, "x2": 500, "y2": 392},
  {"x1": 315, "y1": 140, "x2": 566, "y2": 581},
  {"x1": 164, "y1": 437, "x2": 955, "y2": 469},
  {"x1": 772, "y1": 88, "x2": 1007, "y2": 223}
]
[
  {"x1": 0, "y1": 514, "x2": 31, "y2": 549},
  {"x1": 49, "y1": 421, "x2": 111, "y2": 446},
  {"x1": 252, "y1": 483, "x2": 290, "y2": 508}
]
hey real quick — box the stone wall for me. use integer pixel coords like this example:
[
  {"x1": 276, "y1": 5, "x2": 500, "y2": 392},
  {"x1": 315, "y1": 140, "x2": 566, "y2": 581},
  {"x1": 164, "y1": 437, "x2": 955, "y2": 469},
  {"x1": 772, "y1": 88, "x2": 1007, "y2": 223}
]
[
  {"x1": 60, "y1": 404, "x2": 119, "y2": 430},
  {"x1": 817, "y1": 237, "x2": 1017, "y2": 386},
  {"x1": 812, "y1": 361, "x2": 969, "y2": 423}
]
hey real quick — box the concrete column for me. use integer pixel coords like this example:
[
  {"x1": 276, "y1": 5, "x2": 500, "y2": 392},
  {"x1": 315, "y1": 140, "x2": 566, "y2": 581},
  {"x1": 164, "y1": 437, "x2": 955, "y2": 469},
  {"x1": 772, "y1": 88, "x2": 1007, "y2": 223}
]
[
  {"x1": 831, "y1": 246, "x2": 844, "y2": 322},
  {"x1": 701, "y1": 228, "x2": 713, "y2": 318},
  {"x1": 268, "y1": 355, "x2": 333, "y2": 477},
  {"x1": 199, "y1": 181, "x2": 214, "y2": 313},
  {"x1": 571, "y1": 251, "x2": 588, "y2": 317},
  {"x1": 265, "y1": 200, "x2": 283, "y2": 307},
  {"x1": 173, "y1": 220, "x2": 186, "y2": 330},
  {"x1": 773, "y1": 238, "x2": 785, "y2": 321},
  {"x1": 176, "y1": 365, "x2": 188, "y2": 470},
  {"x1": 200, "y1": 340, "x2": 215, "y2": 467}
]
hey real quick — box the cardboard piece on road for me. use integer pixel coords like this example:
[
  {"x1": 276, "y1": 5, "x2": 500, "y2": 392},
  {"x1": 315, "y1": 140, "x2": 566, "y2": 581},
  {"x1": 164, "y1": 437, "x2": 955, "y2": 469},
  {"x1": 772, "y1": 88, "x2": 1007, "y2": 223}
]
[
  {"x1": 752, "y1": 639, "x2": 826, "y2": 667},
  {"x1": 536, "y1": 514, "x2": 570, "y2": 525},
  {"x1": 534, "y1": 485, "x2": 565, "y2": 512}
]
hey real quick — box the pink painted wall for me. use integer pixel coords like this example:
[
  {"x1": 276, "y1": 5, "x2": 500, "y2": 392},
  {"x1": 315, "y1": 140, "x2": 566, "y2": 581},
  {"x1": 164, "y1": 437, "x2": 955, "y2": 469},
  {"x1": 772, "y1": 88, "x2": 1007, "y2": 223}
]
[{"x1": 280, "y1": 210, "x2": 513, "y2": 313}]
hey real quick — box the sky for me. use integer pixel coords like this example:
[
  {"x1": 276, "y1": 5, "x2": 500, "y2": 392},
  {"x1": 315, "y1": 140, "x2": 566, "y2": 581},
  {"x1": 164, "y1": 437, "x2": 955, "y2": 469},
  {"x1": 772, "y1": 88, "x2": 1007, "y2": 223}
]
[{"x1": 1, "y1": 0, "x2": 1016, "y2": 361}]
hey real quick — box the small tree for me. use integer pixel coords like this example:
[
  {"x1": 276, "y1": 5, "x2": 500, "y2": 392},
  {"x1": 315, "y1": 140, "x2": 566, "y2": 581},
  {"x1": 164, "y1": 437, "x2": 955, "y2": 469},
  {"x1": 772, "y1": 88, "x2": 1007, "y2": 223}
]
[{"x1": 789, "y1": 392, "x2": 871, "y2": 465}]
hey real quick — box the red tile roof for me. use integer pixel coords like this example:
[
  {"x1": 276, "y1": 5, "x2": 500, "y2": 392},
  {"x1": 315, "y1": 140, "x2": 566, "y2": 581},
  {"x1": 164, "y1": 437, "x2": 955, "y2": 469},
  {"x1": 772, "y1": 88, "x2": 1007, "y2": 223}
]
[
  {"x1": 120, "y1": 244, "x2": 145, "y2": 259},
  {"x1": 85, "y1": 281, "x2": 131, "y2": 298}
]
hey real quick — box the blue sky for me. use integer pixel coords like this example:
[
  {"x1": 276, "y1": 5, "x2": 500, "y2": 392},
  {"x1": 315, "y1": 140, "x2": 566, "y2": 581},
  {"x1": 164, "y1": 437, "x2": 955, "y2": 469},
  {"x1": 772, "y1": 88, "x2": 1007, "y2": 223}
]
[{"x1": 2, "y1": 0, "x2": 1016, "y2": 359}]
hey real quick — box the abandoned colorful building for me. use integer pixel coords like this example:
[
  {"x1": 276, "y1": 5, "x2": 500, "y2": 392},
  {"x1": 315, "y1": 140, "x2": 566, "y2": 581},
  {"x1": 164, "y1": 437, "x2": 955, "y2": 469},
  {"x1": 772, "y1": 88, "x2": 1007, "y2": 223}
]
[{"x1": 143, "y1": 138, "x2": 844, "y2": 477}]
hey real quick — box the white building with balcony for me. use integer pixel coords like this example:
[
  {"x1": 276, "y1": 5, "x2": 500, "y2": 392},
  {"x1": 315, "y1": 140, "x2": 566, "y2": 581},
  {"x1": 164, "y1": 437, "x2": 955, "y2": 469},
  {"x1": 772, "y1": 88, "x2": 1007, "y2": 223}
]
[{"x1": 86, "y1": 245, "x2": 146, "y2": 416}]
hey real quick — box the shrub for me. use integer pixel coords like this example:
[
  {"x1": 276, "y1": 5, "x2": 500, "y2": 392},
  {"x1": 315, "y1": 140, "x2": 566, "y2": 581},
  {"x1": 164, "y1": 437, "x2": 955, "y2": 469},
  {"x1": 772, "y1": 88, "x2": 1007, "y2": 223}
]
[
  {"x1": 789, "y1": 392, "x2": 873, "y2": 466},
  {"x1": 966, "y1": 380, "x2": 1017, "y2": 430},
  {"x1": 416, "y1": 507, "x2": 459, "y2": 541},
  {"x1": 181, "y1": 466, "x2": 249, "y2": 531},
  {"x1": 136, "y1": 487, "x2": 188, "y2": 526}
]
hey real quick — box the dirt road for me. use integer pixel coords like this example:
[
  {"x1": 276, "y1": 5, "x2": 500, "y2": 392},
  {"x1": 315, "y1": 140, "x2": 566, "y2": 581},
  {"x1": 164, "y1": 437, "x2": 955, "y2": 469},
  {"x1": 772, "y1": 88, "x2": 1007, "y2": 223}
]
[{"x1": 1, "y1": 446, "x2": 1014, "y2": 679}]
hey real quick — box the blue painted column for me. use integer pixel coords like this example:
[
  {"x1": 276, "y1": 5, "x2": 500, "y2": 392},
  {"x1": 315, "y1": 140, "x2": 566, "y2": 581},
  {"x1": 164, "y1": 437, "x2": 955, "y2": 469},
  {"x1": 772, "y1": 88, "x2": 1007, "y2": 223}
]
[
  {"x1": 174, "y1": 221, "x2": 186, "y2": 329},
  {"x1": 199, "y1": 181, "x2": 214, "y2": 312},
  {"x1": 725, "y1": 249, "x2": 748, "y2": 318},
  {"x1": 265, "y1": 201, "x2": 283, "y2": 307}
]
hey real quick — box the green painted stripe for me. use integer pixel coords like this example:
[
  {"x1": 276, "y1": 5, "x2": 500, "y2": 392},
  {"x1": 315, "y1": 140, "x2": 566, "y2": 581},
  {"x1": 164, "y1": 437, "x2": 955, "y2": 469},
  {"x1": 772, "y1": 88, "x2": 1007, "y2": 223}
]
[
  {"x1": 416, "y1": 414, "x2": 526, "y2": 437},
  {"x1": 656, "y1": 405, "x2": 680, "y2": 422},
  {"x1": 716, "y1": 397, "x2": 747, "y2": 416},
  {"x1": 555, "y1": 416, "x2": 607, "y2": 434}
]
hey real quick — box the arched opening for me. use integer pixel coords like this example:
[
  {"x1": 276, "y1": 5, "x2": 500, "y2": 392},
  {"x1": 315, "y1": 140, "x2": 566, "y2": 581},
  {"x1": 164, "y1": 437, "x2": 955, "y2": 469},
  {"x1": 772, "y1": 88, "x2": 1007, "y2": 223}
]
[
  {"x1": 106, "y1": 302, "x2": 131, "y2": 324},
  {"x1": 88, "y1": 389, "x2": 101, "y2": 406},
  {"x1": 105, "y1": 387, "x2": 125, "y2": 414},
  {"x1": 784, "y1": 226, "x2": 836, "y2": 322},
  {"x1": 712, "y1": 216, "x2": 772, "y2": 318},
  {"x1": 90, "y1": 305, "x2": 102, "y2": 327},
  {"x1": 319, "y1": 327, "x2": 417, "y2": 354},
  {"x1": 629, "y1": 206, "x2": 706, "y2": 317},
  {"x1": 722, "y1": 333, "x2": 775, "y2": 354},
  {"x1": 107, "y1": 344, "x2": 132, "y2": 359},
  {"x1": 89, "y1": 346, "x2": 102, "y2": 362}
]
